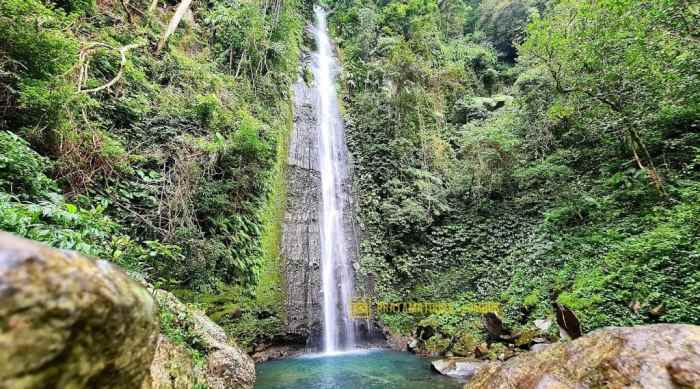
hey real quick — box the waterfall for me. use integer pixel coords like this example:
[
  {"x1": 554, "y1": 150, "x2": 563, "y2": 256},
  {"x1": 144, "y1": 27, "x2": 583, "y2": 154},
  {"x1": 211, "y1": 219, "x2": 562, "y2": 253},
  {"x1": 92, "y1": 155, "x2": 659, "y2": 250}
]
[{"x1": 312, "y1": 6, "x2": 356, "y2": 353}]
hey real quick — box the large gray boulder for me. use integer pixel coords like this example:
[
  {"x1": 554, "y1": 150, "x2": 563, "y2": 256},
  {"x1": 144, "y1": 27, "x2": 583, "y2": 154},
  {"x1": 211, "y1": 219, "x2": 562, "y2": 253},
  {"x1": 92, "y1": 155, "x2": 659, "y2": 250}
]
[
  {"x1": 0, "y1": 232, "x2": 159, "y2": 388},
  {"x1": 466, "y1": 324, "x2": 700, "y2": 389}
]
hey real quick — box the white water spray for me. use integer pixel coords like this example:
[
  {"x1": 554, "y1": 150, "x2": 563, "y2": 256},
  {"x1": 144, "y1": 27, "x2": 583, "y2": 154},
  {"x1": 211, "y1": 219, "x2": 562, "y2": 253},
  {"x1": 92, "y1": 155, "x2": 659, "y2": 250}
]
[{"x1": 312, "y1": 6, "x2": 356, "y2": 353}]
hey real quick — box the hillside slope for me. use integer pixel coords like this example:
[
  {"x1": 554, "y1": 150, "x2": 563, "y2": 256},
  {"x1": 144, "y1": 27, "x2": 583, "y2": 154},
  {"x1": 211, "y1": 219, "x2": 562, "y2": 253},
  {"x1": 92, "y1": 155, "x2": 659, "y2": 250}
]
[{"x1": 328, "y1": 0, "x2": 700, "y2": 352}]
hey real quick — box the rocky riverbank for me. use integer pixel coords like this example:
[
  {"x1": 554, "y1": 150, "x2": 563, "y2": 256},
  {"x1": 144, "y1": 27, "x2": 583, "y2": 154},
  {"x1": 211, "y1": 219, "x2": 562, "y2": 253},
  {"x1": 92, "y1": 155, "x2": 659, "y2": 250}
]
[
  {"x1": 465, "y1": 324, "x2": 700, "y2": 388},
  {"x1": 428, "y1": 324, "x2": 700, "y2": 388}
]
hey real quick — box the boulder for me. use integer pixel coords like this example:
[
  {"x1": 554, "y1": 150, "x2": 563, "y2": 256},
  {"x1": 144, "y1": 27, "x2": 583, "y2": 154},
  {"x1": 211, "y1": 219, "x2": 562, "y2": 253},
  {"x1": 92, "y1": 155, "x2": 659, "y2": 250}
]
[
  {"x1": 0, "y1": 232, "x2": 159, "y2": 388},
  {"x1": 144, "y1": 336, "x2": 199, "y2": 389},
  {"x1": 152, "y1": 289, "x2": 255, "y2": 389},
  {"x1": 466, "y1": 324, "x2": 700, "y2": 389},
  {"x1": 252, "y1": 345, "x2": 304, "y2": 363},
  {"x1": 530, "y1": 343, "x2": 552, "y2": 353},
  {"x1": 534, "y1": 319, "x2": 552, "y2": 333},
  {"x1": 452, "y1": 333, "x2": 479, "y2": 357},
  {"x1": 483, "y1": 312, "x2": 510, "y2": 340},
  {"x1": 432, "y1": 358, "x2": 485, "y2": 380},
  {"x1": 554, "y1": 303, "x2": 582, "y2": 340},
  {"x1": 383, "y1": 325, "x2": 416, "y2": 352}
]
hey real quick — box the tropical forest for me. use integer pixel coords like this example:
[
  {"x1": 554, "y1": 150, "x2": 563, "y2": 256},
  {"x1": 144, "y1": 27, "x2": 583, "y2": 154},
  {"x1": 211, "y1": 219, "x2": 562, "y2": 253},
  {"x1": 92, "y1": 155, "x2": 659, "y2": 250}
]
[{"x1": 0, "y1": 0, "x2": 698, "y2": 388}]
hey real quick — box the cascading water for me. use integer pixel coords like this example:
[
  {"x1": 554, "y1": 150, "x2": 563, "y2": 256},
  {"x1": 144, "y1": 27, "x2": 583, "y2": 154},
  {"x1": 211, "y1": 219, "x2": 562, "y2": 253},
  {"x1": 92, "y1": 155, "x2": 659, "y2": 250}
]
[{"x1": 311, "y1": 6, "x2": 356, "y2": 353}]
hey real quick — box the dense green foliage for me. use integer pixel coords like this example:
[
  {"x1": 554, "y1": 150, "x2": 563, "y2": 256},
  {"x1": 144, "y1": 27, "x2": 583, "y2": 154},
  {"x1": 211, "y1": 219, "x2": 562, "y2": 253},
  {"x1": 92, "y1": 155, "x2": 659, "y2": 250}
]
[
  {"x1": 2, "y1": 0, "x2": 699, "y2": 357},
  {"x1": 328, "y1": 0, "x2": 699, "y2": 349},
  {"x1": 0, "y1": 0, "x2": 306, "y2": 296}
]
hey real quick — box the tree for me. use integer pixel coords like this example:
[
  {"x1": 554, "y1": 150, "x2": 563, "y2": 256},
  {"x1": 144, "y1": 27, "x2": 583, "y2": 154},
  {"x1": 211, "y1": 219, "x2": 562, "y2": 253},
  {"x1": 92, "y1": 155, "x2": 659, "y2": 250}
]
[
  {"x1": 520, "y1": 0, "x2": 700, "y2": 190},
  {"x1": 478, "y1": 0, "x2": 546, "y2": 61}
]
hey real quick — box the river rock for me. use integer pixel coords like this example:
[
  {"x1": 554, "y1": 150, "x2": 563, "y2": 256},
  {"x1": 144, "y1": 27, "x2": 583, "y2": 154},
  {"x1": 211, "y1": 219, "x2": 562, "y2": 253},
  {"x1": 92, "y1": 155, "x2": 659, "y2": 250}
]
[
  {"x1": 466, "y1": 324, "x2": 700, "y2": 389},
  {"x1": 0, "y1": 232, "x2": 159, "y2": 388},
  {"x1": 152, "y1": 289, "x2": 255, "y2": 389},
  {"x1": 252, "y1": 344, "x2": 304, "y2": 363},
  {"x1": 144, "y1": 336, "x2": 199, "y2": 389},
  {"x1": 382, "y1": 325, "x2": 416, "y2": 351},
  {"x1": 530, "y1": 343, "x2": 552, "y2": 352},
  {"x1": 432, "y1": 358, "x2": 484, "y2": 379},
  {"x1": 534, "y1": 319, "x2": 552, "y2": 333}
]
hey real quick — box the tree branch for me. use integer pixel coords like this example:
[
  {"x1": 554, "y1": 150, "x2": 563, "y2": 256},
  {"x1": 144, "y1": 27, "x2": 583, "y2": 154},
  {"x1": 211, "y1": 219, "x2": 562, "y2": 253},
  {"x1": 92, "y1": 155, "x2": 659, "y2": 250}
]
[
  {"x1": 121, "y1": 0, "x2": 134, "y2": 24},
  {"x1": 78, "y1": 43, "x2": 144, "y2": 94},
  {"x1": 156, "y1": 0, "x2": 194, "y2": 55}
]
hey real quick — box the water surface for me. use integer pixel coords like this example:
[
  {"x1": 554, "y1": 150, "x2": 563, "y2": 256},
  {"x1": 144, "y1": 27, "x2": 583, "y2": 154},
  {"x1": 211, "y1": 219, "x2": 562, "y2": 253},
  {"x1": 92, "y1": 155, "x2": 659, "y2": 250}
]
[{"x1": 255, "y1": 349, "x2": 462, "y2": 389}]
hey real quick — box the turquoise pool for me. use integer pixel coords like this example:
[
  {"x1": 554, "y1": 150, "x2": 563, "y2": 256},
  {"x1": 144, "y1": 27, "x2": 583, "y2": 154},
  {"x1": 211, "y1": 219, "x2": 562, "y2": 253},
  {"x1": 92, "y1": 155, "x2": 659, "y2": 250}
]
[{"x1": 255, "y1": 349, "x2": 463, "y2": 389}]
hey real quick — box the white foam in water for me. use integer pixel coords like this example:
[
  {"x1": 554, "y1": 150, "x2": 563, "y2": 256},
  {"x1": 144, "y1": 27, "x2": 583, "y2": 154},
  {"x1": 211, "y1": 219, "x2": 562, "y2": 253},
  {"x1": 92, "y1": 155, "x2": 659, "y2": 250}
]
[
  {"x1": 312, "y1": 5, "x2": 356, "y2": 354},
  {"x1": 298, "y1": 348, "x2": 382, "y2": 360}
]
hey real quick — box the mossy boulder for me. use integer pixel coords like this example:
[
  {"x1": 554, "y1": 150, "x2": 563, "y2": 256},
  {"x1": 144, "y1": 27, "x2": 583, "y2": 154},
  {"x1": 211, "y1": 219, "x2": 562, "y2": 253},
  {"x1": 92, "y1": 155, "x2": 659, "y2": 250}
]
[
  {"x1": 152, "y1": 289, "x2": 255, "y2": 389},
  {"x1": 144, "y1": 336, "x2": 199, "y2": 389},
  {"x1": 0, "y1": 232, "x2": 159, "y2": 388},
  {"x1": 466, "y1": 324, "x2": 700, "y2": 388},
  {"x1": 425, "y1": 335, "x2": 451, "y2": 354},
  {"x1": 452, "y1": 333, "x2": 479, "y2": 357},
  {"x1": 382, "y1": 325, "x2": 417, "y2": 352}
]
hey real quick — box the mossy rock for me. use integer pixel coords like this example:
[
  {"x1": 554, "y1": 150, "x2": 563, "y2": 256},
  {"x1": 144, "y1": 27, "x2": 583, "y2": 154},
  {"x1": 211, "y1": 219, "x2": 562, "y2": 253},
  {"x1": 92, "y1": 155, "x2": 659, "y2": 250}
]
[
  {"x1": 152, "y1": 289, "x2": 255, "y2": 389},
  {"x1": 0, "y1": 232, "x2": 159, "y2": 388},
  {"x1": 144, "y1": 336, "x2": 201, "y2": 389},
  {"x1": 452, "y1": 333, "x2": 479, "y2": 357},
  {"x1": 467, "y1": 324, "x2": 700, "y2": 388},
  {"x1": 424, "y1": 335, "x2": 451, "y2": 354}
]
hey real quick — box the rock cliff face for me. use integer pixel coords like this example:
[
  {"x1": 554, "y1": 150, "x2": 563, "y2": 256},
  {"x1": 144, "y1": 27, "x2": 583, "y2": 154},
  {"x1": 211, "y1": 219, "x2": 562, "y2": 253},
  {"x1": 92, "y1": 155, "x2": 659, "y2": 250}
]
[
  {"x1": 0, "y1": 232, "x2": 159, "y2": 388},
  {"x1": 281, "y1": 73, "x2": 324, "y2": 346},
  {"x1": 281, "y1": 60, "x2": 363, "y2": 347}
]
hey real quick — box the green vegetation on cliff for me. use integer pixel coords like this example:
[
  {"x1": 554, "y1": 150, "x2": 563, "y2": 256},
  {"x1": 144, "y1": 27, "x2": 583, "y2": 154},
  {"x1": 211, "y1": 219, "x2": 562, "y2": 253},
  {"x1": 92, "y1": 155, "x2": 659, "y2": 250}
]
[
  {"x1": 0, "y1": 0, "x2": 308, "y2": 354},
  {"x1": 1, "y1": 0, "x2": 305, "y2": 291},
  {"x1": 327, "y1": 0, "x2": 699, "y2": 351}
]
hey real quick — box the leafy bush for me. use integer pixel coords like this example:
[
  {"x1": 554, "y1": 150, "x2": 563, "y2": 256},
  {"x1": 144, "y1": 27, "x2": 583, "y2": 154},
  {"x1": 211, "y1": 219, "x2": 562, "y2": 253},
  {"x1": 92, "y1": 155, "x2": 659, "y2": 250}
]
[
  {"x1": 1, "y1": 0, "x2": 305, "y2": 301},
  {"x1": 193, "y1": 94, "x2": 221, "y2": 128},
  {"x1": 0, "y1": 0, "x2": 78, "y2": 79},
  {"x1": 51, "y1": 0, "x2": 96, "y2": 14},
  {"x1": 560, "y1": 185, "x2": 700, "y2": 328},
  {"x1": 478, "y1": 0, "x2": 546, "y2": 61},
  {"x1": 0, "y1": 131, "x2": 56, "y2": 198}
]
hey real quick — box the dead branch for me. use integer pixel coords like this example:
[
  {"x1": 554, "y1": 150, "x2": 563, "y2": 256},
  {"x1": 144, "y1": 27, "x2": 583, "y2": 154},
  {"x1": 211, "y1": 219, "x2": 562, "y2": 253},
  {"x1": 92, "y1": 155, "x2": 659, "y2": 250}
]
[
  {"x1": 78, "y1": 42, "x2": 144, "y2": 94},
  {"x1": 148, "y1": 0, "x2": 159, "y2": 13},
  {"x1": 128, "y1": 3, "x2": 146, "y2": 17},
  {"x1": 156, "y1": 0, "x2": 193, "y2": 54},
  {"x1": 121, "y1": 0, "x2": 134, "y2": 24}
]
